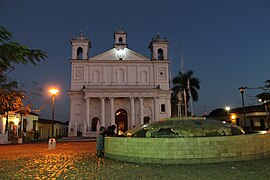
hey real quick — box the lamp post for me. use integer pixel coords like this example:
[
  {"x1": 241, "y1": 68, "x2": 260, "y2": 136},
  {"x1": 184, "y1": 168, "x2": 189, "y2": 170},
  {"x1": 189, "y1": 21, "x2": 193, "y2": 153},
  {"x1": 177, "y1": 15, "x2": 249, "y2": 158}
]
[
  {"x1": 49, "y1": 88, "x2": 59, "y2": 137},
  {"x1": 239, "y1": 87, "x2": 246, "y2": 130},
  {"x1": 225, "y1": 106, "x2": 230, "y2": 122}
]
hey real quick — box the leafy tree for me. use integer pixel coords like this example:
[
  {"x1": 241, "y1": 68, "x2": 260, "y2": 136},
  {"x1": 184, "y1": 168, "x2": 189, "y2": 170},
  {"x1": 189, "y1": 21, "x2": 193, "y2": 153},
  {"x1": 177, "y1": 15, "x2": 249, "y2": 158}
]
[
  {"x1": 0, "y1": 26, "x2": 47, "y2": 132},
  {"x1": 256, "y1": 80, "x2": 270, "y2": 102},
  {"x1": 172, "y1": 70, "x2": 200, "y2": 117},
  {"x1": 256, "y1": 80, "x2": 270, "y2": 129}
]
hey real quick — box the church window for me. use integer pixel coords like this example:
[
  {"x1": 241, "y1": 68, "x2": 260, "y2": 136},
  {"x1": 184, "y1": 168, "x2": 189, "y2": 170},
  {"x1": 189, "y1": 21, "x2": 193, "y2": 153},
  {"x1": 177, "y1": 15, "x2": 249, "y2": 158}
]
[
  {"x1": 77, "y1": 47, "x2": 83, "y2": 60},
  {"x1": 93, "y1": 71, "x2": 100, "y2": 83},
  {"x1": 119, "y1": 37, "x2": 123, "y2": 44},
  {"x1": 91, "y1": 118, "x2": 99, "y2": 131},
  {"x1": 161, "y1": 104, "x2": 166, "y2": 112},
  {"x1": 158, "y1": 48, "x2": 164, "y2": 60},
  {"x1": 116, "y1": 69, "x2": 125, "y2": 83},
  {"x1": 143, "y1": 117, "x2": 150, "y2": 124},
  {"x1": 140, "y1": 71, "x2": 148, "y2": 83}
]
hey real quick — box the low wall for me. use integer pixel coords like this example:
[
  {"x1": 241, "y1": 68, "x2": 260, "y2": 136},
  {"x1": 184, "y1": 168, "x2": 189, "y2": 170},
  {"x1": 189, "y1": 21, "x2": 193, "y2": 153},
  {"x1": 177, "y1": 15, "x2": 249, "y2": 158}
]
[
  {"x1": 0, "y1": 133, "x2": 8, "y2": 144},
  {"x1": 105, "y1": 133, "x2": 270, "y2": 164}
]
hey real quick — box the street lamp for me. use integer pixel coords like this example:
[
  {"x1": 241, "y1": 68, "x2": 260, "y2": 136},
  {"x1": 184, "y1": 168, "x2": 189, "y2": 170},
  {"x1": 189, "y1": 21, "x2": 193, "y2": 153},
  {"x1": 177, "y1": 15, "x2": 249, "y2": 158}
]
[
  {"x1": 239, "y1": 87, "x2": 246, "y2": 130},
  {"x1": 225, "y1": 106, "x2": 230, "y2": 122},
  {"x1": 49, "y1": 88, "x2": 59, "y2": 137}
]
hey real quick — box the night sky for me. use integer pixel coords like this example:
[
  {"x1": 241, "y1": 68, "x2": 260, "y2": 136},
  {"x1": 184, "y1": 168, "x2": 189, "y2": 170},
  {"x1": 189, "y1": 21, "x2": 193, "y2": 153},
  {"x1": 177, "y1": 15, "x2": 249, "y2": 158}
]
[{"x1": 1, "y1": 0, "x2": 270, "y2": 122}]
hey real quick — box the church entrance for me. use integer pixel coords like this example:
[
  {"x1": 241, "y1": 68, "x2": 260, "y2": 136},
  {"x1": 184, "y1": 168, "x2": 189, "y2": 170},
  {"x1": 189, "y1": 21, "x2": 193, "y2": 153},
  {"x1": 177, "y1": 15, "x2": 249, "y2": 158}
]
[{"x1": 115, "y1": 109, "x2": 128, "y2": 136}]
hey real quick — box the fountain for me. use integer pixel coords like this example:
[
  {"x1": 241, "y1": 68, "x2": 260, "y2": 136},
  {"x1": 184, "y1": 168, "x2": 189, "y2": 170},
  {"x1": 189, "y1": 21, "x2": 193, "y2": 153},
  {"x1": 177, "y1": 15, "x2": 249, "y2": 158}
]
[{"x1": 105, "y1": 118, "x2": 270, "y2": 164}]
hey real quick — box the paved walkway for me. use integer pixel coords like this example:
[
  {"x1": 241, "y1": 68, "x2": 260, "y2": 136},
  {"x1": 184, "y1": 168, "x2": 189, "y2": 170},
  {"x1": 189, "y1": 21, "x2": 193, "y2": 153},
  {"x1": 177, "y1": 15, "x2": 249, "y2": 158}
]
[
  {"x1": 0, "y1": 141, "x2": 100, "y2": 179},
  {"x1": 1, "y1": 141, "x2": 270, "y2": 179}
]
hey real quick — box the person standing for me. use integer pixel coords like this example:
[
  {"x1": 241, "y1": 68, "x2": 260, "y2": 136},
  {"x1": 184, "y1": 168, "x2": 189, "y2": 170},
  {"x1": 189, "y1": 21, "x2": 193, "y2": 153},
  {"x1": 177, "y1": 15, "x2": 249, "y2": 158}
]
[
  {"x1": 96, "y1": 126, "x2": 105, "y2": 166},
  {"x1": 105, "y1": 125, "x2": 117, "y2": 137}
]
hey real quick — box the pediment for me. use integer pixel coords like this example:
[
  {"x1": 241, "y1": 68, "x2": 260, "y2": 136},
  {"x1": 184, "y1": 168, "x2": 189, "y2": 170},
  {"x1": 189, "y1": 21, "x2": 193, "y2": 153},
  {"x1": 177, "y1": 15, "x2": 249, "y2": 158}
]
[{"x1": 90, "y1": 47, "x2": 149, "y2": 61}]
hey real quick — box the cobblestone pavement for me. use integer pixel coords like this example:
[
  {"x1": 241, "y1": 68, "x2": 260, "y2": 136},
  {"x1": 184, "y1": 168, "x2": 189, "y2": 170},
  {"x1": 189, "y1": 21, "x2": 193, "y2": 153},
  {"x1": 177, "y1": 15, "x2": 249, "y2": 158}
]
[
  {"x1": 1, "y1": 141, "x2": 270, "y2": 180},
  {"x1": 0, "y1": 141, "x2": 103, "y2": 179}
]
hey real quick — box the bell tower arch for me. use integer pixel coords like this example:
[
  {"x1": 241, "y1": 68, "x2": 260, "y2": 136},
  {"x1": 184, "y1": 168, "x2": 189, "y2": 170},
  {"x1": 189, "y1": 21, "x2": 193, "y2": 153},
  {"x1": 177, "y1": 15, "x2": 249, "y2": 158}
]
[
  {"x1": 70, "y1": 32, "x2": 91, "y2": 60},
  {"x1": 148, "y1": 33, "x2": 168, "y2": 61},
  {"x1": 114, "y1": 30, "x2": 127, "y2": 48}
]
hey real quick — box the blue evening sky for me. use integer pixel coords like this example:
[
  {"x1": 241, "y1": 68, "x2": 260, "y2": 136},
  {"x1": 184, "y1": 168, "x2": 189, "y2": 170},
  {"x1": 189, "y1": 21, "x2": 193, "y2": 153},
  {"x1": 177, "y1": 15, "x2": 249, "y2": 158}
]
[{"x1": 1, "y1": 0, "x2": 270, "y2": 122}]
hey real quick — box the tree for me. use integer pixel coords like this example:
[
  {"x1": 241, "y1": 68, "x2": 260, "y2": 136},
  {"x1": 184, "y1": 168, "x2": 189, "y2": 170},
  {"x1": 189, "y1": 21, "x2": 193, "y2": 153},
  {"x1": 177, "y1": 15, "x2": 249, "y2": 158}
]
[
  {"x1": 172, "y1": 70, "x2": 200, "y2": 117},
  {"x1": 256, "y1": 80, "x2": 270, "y2": 129},
  {"x1": 256, "y1": 80, "x2": 270, "y2": 102},
  {"x1": 0, "y1": 26, "x2": 47, "y2": 132}
]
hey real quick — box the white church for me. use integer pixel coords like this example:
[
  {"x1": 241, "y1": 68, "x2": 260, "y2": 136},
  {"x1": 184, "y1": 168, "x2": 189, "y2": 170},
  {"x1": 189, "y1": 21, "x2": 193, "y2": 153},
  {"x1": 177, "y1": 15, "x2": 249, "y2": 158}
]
[{"x1": 68, "y1": 30, "x2": 171, "y2": 137}]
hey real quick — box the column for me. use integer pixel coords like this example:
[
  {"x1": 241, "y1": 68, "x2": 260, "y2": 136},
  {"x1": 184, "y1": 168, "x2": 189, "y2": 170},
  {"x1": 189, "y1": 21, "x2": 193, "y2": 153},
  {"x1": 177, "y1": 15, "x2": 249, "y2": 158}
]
[
  {"x1": 139, "y1": 97, "x2": 144, "y2": 125},
  {"x1": 110, "y1": 97, "x2": 115, "y2": 125},
  {"x1": 85, "y1": 97, "x2": 90, "y2": 133},
  {"x1": 154, "y1": 97, "x2": 159, "y2": 122},
  {"x1": 100, "y1": 97, "x2": 106, "y2": 127},
  {"x1": 130, "y1": 97, "x2": 135, "y2": 127},
  {"x1": 166, "y1": 98, "x2": 171, "y2": 118},
  {"x1": 74, "y1": 120, "x2": 78, "y2": 137}
]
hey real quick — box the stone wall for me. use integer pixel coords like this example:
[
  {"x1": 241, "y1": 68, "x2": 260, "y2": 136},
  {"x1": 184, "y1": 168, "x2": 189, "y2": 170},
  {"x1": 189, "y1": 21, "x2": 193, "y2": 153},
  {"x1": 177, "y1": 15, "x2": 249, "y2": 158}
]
[{"x1": 105, "y1": 133, "x2": 270, "y2": 164}]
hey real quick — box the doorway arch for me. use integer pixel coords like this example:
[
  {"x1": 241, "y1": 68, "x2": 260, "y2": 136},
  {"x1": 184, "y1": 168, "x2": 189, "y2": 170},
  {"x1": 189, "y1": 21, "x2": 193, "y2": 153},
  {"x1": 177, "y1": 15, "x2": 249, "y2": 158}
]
[{"x1": 115, "y1": 109, "x2": 128, "y2": 135}]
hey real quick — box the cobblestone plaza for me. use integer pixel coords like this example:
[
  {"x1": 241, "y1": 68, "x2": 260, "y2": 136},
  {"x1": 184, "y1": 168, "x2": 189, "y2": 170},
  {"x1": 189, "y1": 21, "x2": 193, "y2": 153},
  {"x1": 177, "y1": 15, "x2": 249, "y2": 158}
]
[{"x1": 1, "y1": 141, "x2": 270, "y2": 179}]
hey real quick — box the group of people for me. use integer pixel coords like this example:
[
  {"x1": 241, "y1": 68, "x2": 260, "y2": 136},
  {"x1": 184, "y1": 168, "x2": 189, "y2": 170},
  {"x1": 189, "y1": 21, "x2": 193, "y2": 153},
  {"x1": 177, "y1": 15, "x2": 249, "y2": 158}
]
[{"x1": 96, "y1": 125, "x2": 117, "y2": 165}]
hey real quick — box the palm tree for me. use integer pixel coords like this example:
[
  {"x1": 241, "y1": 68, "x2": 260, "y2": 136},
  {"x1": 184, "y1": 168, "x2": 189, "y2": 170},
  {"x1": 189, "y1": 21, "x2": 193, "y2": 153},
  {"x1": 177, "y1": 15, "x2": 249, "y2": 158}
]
[{"x1": 172, "y1": 70, "x2": 200, "y2": 117}]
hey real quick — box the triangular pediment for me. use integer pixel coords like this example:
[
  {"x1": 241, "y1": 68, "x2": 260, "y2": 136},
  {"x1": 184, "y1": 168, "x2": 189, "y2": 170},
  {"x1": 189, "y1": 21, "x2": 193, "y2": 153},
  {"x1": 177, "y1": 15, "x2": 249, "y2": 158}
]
[{"x1": 90, "y1": 47, "x2": 149, "y2": 61}]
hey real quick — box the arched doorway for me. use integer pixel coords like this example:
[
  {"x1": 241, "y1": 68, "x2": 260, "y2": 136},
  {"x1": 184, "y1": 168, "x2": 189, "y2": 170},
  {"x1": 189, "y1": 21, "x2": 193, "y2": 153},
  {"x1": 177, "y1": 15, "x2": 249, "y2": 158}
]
[
  {"x1": 115, "y1": 109, "x2": 128, "y2": 136},
  {"x1": 91, "y1": 117, "x2": 99, "y2": 131},
  {"x1": 143, "y1": 116, "x2": 150, "y2": 124}
]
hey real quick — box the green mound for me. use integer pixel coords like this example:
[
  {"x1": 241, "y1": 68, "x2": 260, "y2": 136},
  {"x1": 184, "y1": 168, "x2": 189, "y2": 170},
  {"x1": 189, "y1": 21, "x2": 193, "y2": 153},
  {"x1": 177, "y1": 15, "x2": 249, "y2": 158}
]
[{"x1": 125, "y1": 118, "x2": 245, "y2": 138}]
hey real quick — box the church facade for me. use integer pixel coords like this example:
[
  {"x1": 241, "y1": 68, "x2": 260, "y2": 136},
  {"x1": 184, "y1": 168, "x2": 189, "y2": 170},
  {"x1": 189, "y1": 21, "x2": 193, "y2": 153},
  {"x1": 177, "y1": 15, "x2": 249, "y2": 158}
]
[{"x1": 68, "y1": 31, "x2": 171, "y2": 137}]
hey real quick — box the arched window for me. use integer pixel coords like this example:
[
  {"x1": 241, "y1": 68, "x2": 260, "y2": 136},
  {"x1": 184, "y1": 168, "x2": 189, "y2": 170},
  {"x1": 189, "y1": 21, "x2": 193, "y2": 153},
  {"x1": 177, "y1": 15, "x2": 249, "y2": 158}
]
[
  {"x1": 140, "y1": 71, "x2": 148, "y2": 83},
  {"x1": 143, "y1": 117, "x2": 150, "y2": 124},
  {"x1": 93, "y1": 71, "x2": 100, "y2": 84},
  {"x1": 91, "y1": 118, "x2": 99, "y2": 131},
  {"x1": 116, "y1": 69, "x2": 125, "y2": 83},
  {"x1": 77, "y1": 47, "x2": 83, "y2": 60},
  {"x1": 161, "y1": 104, "x2": 166, "y2": 112},
  {"x1": 158, "y1": 48, "x2": 164, "y2": 60},
  {"x1": 119, "y1": 37, "x2": 123, "y2": 44}
]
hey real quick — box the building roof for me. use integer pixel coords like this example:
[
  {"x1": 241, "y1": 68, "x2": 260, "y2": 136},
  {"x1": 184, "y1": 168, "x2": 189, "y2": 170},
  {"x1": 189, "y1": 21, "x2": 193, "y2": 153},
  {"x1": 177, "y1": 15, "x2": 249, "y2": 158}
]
[
  {"x1": 38, "y1": 118, "x2": 66, "y2": 125},
  {"x1": 230, "y1": 105, "x2": 266, "y2": 114},
  {"x1": 29, "y1": 112, "x2": 40, "y2": 116},
  {"x1": 148, "y1": 33, "x2": 168, "y2": 49},
  {"x1": 209, "y1": 105, "x2": 267, "y2": 117},
  {"x1": 114, "y1": 30, "x2": 126, "y2": 34},
  {"x1": 71, "y1": 31, "x2": 89, "y2": 41}
]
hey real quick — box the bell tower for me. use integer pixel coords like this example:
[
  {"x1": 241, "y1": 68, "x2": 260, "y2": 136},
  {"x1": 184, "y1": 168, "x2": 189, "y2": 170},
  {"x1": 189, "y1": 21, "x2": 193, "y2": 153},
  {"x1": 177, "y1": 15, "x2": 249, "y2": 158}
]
[
  {"x1": 148, "y1": 33, "x2": 168, "y2": 61},
  {"x1": 114, "y1": 30, "x2": 127, "y2": 48},
  {"x1": 70, "y1": 32, "x2": 91, "y2": 60}
]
